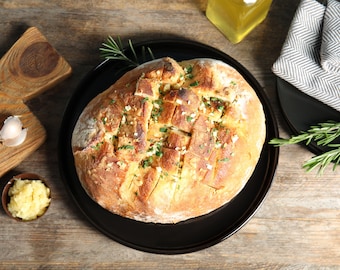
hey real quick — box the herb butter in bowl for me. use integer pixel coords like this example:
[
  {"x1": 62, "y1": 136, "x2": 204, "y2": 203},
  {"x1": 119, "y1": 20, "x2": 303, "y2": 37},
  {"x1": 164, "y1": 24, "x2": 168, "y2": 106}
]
[{"x1": 2, "y1": 173, "x2": 51, "y2": 221}]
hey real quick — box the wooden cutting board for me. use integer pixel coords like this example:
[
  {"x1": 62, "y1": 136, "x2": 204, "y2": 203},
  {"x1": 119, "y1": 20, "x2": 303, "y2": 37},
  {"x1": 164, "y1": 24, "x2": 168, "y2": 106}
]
[{"x1": 0, "y1": 27, "x2": 72, "y2": 177}]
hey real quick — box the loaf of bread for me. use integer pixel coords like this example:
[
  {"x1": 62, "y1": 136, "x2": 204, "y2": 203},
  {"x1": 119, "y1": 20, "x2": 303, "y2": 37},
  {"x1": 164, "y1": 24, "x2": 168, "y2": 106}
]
[{"x1": 72, "y1": 57, "x2": 266, "y2": 223}]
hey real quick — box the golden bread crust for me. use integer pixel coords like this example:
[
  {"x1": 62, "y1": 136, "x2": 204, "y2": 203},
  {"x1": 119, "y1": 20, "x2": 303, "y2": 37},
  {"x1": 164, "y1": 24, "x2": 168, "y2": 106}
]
[{"x1": 72, "y1": 57, "x2": 266, "y2": 223}]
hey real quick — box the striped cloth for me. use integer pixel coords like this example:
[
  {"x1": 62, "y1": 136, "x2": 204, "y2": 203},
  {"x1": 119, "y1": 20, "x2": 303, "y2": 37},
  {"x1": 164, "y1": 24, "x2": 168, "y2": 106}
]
[
  {"x1": 321, "y1": 0, "x2": 340, "y2": 74},
  {"x1": 272, "y1": 0, "x2": 340, "y2": 112}
]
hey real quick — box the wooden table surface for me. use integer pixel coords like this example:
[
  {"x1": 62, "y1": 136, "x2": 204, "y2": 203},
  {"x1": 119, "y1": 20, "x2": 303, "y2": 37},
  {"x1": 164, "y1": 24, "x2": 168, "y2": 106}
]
[{"x1": 0, "y1": 0, "x2": 339, "y2": 269}]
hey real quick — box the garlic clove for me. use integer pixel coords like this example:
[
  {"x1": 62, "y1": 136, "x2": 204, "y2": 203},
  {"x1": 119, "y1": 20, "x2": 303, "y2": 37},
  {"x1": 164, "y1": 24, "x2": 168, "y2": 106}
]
[
  {"x1": 0, "y1": 116, "x2": 28, "y2": 147},
  {"x1": 0, "y1": 116, "x2": 24, "y2": 140},
  {"x1": 2, "y1": 128, "x2": 28, "y2": 147}
]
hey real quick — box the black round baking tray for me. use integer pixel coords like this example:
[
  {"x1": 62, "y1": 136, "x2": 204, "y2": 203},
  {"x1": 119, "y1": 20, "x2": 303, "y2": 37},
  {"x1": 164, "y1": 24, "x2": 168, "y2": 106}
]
[{"x1": 59, "y1": 39, "x2": 279, "y2": 254}]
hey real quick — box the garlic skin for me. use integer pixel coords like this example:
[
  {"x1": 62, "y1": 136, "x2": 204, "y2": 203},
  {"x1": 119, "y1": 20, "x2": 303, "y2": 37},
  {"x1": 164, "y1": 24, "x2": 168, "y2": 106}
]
[
  {"x1": 0, "y1": 116, "x2": 28, "y2": 147},
  {"x1": 2, "y1": 128, "x2": 28, "y2": 147}
]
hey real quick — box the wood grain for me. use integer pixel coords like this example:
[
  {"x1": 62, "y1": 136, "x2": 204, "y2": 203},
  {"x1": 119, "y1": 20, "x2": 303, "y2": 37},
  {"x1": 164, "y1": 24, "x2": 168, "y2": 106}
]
[
  {"x1": 0, "y1": 0, "x2": 339, "y2": 269},
  {"x1": 0, "y1": 27, "x2": 72, "y2": 101},
  {"x1": 0, "y1": 27, "x2": 72, "y2": 177}
]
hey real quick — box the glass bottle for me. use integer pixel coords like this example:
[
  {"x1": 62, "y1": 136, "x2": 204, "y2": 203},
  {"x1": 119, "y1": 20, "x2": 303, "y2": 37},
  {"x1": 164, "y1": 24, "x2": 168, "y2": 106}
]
[{"x1": 206, "y1": 0, "x2": 273, "y2": 44}]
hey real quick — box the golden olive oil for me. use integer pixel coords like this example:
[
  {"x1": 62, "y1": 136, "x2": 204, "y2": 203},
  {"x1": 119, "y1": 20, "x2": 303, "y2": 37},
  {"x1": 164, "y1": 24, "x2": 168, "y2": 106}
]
[{"x1": 206, "y1": 0, "x2": 273, "y2": 43}]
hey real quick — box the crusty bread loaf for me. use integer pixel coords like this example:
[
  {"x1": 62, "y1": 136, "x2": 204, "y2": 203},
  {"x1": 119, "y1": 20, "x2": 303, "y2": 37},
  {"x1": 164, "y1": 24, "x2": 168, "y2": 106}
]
[{"x1": 72, "y1": 57, "x2": 266, "y2": 223}]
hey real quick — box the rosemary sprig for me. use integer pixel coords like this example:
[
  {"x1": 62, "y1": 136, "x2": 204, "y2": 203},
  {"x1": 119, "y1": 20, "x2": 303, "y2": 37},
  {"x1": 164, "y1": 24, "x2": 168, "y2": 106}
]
[
  {"x1": 302, "y1": 144, "x2": 340, "y2": 173},
  {"x1": 99, "y1": 36, "x2": 154, "y2": 67},
  {"x1": 269, "y1": 121, "x2": 340, "y2": 174}
]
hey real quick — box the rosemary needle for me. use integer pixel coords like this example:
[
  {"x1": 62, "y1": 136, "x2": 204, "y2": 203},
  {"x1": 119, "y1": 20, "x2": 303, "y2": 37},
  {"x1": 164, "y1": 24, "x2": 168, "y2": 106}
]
[
  {"x1": 99, "y1": 36, "x2": 154, "y2": 67},
  {"x1": 269, "y1": 121, "x2": 340, "y2": 174}
]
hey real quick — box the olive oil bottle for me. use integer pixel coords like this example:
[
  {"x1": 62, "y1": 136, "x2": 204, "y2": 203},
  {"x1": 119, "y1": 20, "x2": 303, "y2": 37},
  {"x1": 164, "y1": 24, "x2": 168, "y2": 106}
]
[{"x1": 206, "y1": 0, "x2": 273, "y2": 44}]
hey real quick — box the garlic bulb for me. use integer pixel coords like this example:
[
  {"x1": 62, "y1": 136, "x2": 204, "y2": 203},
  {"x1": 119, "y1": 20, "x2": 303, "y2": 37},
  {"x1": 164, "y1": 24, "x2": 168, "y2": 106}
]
[{"x1": 0, "y1": 116, "x2": 28, "y2": 147}]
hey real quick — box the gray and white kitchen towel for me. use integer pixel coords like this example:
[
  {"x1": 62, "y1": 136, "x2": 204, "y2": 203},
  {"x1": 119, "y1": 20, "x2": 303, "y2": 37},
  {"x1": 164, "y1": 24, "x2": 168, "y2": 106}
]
[{"x1": 272, "y1": 0, "x2": 340, "y2": 112}]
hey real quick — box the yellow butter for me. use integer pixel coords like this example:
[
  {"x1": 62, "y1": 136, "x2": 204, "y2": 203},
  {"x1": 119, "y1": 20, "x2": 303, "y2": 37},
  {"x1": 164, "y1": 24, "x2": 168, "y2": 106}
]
[{"x1": 7, "y1": 178, "x2": 51, "y2": 221}]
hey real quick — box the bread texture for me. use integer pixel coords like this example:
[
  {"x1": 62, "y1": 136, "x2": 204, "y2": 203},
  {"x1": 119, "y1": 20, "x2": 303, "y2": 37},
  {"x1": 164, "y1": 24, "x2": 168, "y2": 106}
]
[{"x1": 72, "y1": 57, "x2": 266, "y2": 223}]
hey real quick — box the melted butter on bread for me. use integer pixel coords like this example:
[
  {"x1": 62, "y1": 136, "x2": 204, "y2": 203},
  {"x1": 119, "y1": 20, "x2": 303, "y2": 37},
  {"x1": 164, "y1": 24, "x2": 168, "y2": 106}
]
[{"x1": 72, "y1": 57, "x2": 266, "y2": 223}]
